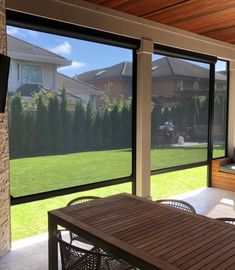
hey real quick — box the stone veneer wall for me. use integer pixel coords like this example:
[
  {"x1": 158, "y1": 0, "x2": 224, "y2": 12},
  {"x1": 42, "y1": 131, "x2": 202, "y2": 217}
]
[{"x1": 0, "y1": 0, "x2": 10, "y2": 257}]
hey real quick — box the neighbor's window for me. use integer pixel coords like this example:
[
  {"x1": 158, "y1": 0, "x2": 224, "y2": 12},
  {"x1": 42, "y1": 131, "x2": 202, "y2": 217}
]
[
  {"x1": 213, "y1": 60, "x2": 228, "y2": 159},
  {"x1": 17, "y1": 63, "x2": 20, "y2": 81},
  {"x1": 7, "y1": 25, "x2": 133, "y2": 198},
  {"x1": 151, "y1": 54, "x2": 210, "y2": 170},
  {"x1": 176, "y1": 80, "x2": 184, "y2": 91},
  {"x1": 22, "y1": 64, "x2": 43, "y2": 84},
  {"x1": 193, "y1": 81, "x2": 199, "y2": 91}
]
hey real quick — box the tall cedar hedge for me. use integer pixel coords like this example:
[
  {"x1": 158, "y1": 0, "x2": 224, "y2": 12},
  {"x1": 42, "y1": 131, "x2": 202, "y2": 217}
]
[
  {"x1": 9, "y1": 92, "x2": 132, "y2": 158},
  {"x1": 9, "y1": 92, "x2": 209, "y2": 158}
]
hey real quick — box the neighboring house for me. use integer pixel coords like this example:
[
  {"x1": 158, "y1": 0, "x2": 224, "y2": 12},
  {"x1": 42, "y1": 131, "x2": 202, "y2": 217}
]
[
  {"x1": 151, "y1": 57, "x2": 226, "y2": 98},
  {"x1": 7, "y1": 35, "x2": 102, "y2": 109},
  {"x1": 56, "y1": 73, "x2": 102, "y2": 110},
  {"x1": 75, "y1": 57, "x2": 226, "y2": 99},
  {"x1": 76, "y1": 61, "x2": 132, "y2": 100},
  {"x1": 7, "y1": 35, "x2": 71, "y2": 92},
  {"x1": 76, "y1": 57, "x2": 227, "y2": 140}
]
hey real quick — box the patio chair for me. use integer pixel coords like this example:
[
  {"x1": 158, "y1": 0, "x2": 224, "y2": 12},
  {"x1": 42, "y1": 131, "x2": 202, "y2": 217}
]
[
  {"x1": 155, "y1": 199, "x2": 196, "y2": 213},
  {"x1": 67, "y1": 196, "x2": 101, "y2": 207},
  {"x1": 54, "y1": 229, "x2": 136, "y2": 270},
  {"x1": 215, "y1": 217, "x2": 235, "y2": 225},
  {"x1": 67, "y1": 196, "x2": 101, "y2": 244}
]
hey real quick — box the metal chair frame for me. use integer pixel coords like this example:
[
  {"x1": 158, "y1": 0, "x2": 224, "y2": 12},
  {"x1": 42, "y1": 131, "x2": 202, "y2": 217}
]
[
  {"x1": 67, "y1": 196, "x2": 101, "y2": 207},
  {"x1": 156, "y1": 199, "x2": 196, "y2": 213},
  {"x1": 54, "y1": 230, "x2": 136, "y2": 270},
  {"x1": 67, "y1": 196, "x2": 100, "y2": 244}
]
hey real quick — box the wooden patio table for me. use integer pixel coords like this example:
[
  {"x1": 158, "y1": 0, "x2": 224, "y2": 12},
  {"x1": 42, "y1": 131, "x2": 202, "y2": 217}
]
[{"x1": 48, "y1": 193, "x2": 235, "y2": 270}]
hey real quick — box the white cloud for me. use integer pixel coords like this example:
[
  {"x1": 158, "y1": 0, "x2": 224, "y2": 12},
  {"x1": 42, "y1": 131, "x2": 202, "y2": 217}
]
[
  {"x1": 58, "y1": 61, "x2": 85, "y2": 72},
  {"x1": 7, "y1": 26, "x2": 20, "y2": 36},
  {"x1": 50, "y1": 41, "x2": 71, "y2": 55},
  {"x1": 25, "y1": 29, "x2": 39, "y2": 38},
  {"x1": 7, "y1": 26, "x2": 39, "y2": 39}
]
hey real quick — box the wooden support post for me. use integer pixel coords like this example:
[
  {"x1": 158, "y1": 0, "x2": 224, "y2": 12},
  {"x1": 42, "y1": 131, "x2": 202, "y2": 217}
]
[{"x1": 135, "y1": 38, "x2": 153, "y2": 198}]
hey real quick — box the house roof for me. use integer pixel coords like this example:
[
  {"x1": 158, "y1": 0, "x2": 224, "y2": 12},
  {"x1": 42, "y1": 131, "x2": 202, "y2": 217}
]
[
  {"x1": 7, "y1": 35, "x2": 71, "y2": 67},
  {"x1": 153, "y1": 57, "x2": 225, "y2": 81},
  {"x1": 75, "y1": 61, "x2": 132, "y2": 82},
  {"x1": 76, "y1": 57, "x2": 226, "y2": 82},
  {"x1": 16, "y1": 73, "x2": 102, "y2": 100},
  {"x1": 56, "y1": 73, "x2": 102, "y2": 96},
  {"x1": 16, "y1": 84, "x2": 47, "y2": 97}
]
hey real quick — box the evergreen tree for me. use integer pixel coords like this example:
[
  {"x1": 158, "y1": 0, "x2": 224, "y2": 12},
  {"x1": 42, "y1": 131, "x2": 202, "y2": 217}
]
[
  {"x1": 60, "y1": 89, "x2": 73, "y2": 151},
  {"x1": 9, "y1": 93, "x2": 24, "y2": 158},
  {"x1": 110, "y1": 104, "x2": 121, "y2": 148},
  {"x1": 85, "y1": 101, "x2": 93, "y2": 148},
  {"x1": 92, "y1": 110, "x2": 102, "y2": 149},
  {"x1": 73, "y1": 100, "x2": 85, "y2": 150},
  {"x1": 121, "y1": 105, "x2": 128, "y2": 148},
  {"x1": 102, "y1": 109, "x2": 112, "y2": 149},
  {"x1": 48, "y1": 95, "x2": 62, "y2": 153},
  {"x1": 126, "y1": 103, "x2": 132, "y2": 148},
  {"x1": 161, "y1": 107, "x2": 171, "y2": 124},
  {"x1": 24, "y1": 110, "x2": 35, "y2": 155},
  {"x1": 35, "y1": 93, "x2": 49, "y2": 155},
  {"x1": 151, "y1": 104, "x2": 161, "y2": 147}
]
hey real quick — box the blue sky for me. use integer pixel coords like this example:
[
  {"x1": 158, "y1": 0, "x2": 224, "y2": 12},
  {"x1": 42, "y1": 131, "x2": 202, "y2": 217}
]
[
  {"x1": 7, "y1": 25, "x2": 132, "y2": 77},
  {"x1": 7, "y1": 25, "x2": 226, "y2": 77}
]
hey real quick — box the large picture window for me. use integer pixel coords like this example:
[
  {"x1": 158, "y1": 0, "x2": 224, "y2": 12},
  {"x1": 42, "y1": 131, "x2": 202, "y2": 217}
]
[
  {"x1": 21, "y1": 64, "x2": 43, "y2": 84},
  {"x1": 7, "y1": 25, "x2": 135, "y2": 200}
]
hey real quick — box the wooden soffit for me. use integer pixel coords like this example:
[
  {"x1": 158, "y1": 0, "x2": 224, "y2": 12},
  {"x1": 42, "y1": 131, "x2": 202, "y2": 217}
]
[{"x1": 84, "y1": 0, "x2": 235, "y2": 45}]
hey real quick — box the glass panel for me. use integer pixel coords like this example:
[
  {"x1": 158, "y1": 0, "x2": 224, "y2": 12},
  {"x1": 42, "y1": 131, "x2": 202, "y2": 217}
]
[
  {"x1": 7, "y1": 25, "x2": 133, "y2": 197},
  {"x1": 12, "y1": 182, "x2": 131, "y2": 240},
  {"x1": 22, "y1": 64, "x2": 43, "y2": 83},
  {"x1": 213, "y1": 60, "x2": 228, "y2": 158},
  {"x1": 151, "y1": 54, "x2": 210, "y2": 170},
  {"x1": 151, "y1": 166, "x2": 207, "y2": 200}
]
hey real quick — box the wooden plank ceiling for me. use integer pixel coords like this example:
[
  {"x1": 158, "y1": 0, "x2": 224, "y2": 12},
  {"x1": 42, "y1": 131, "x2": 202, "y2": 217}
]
[{"x1": 84, "y1": 0, "x2": 235, "y2": 45}]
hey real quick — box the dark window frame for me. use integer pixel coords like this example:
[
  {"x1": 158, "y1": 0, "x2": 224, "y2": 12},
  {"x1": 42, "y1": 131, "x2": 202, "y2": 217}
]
[
  {"x1": 7, "y1": 10, "x2": 139, "y2": 205},
  {"x1": 212, "y1": 59, "x2": 229, "y2": 160}
]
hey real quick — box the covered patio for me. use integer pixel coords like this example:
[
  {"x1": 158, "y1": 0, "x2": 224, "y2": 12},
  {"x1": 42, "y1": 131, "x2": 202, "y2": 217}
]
[
  {"x1": 1, "y1": 187, "x2": 235, "y2": 270},
  {"x1": 1, "y1": 0, "x2": 235, "y2": 269}
]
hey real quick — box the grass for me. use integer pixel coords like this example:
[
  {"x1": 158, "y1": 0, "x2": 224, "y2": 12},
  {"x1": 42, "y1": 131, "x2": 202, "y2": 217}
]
[
  {"x1": 10, "y1": 146, "x2": 216, "y2": 197},
  {"x1": 11, "y1": 166, "x2": 207, "y2": 241},
  {"x1": 10, "y1": 149, "x2": 132, "y2": 197},
  {"x1": 151, "y1": 146, "x2": 207, "y2": 170},
  {"x1": 10, "y1": 147, "x2": 223, "y2": 241}
]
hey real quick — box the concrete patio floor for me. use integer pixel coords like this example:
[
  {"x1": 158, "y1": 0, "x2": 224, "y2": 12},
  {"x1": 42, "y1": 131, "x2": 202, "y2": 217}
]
[{"x1": 1, "y1": 187, "x2": 235, "y2": 270}]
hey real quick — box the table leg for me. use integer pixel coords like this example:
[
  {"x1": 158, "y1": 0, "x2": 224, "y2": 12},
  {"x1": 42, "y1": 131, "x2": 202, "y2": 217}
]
[{"x1": 48, "y1": 213, "x2": 58, "y2": 270}]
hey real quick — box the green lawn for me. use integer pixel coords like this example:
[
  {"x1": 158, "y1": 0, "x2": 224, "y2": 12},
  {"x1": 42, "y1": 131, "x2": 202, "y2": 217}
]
[
  {"x1": 10, "y1": 150, "x2": 132, "y2": 197},
  {"x1": 10, "y1": 147, "x2": 215, "y2": 197},
  {"x1": 10, "y1": 147, "x2": 222, "y2": 241},
  {"x1": 151, "y1": 146, "x2": 207, "y2": 170},
  {"x1": 11, "y1": 166, "x2": 207, "y2": 241}
]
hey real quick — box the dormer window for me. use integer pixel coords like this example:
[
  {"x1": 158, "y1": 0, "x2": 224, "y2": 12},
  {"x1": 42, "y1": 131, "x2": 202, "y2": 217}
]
[
  {"x1": 21, "y1": 64, "x2": 43, "y2": 84},
  {"x1": 152, "y1": 66, "x2": 158, "y2": 71},
  {"x1": 95, "y1": 70, "x2": 106, "y2": 77}
]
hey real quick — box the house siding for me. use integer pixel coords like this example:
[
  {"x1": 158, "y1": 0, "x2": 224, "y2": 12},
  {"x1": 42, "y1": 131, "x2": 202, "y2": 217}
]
[
  {"x1": 89, "y1": 78, "x2": 132, "y2": 100},
  {"x1": 0, "y1": 0, "x2": 10, "y2": 256}
]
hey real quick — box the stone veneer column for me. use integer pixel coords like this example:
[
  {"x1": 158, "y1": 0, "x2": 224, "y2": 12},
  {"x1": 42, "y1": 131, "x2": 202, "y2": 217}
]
[{"x1": 0, "y1": 0, "x2": 10, "y2": 257}]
